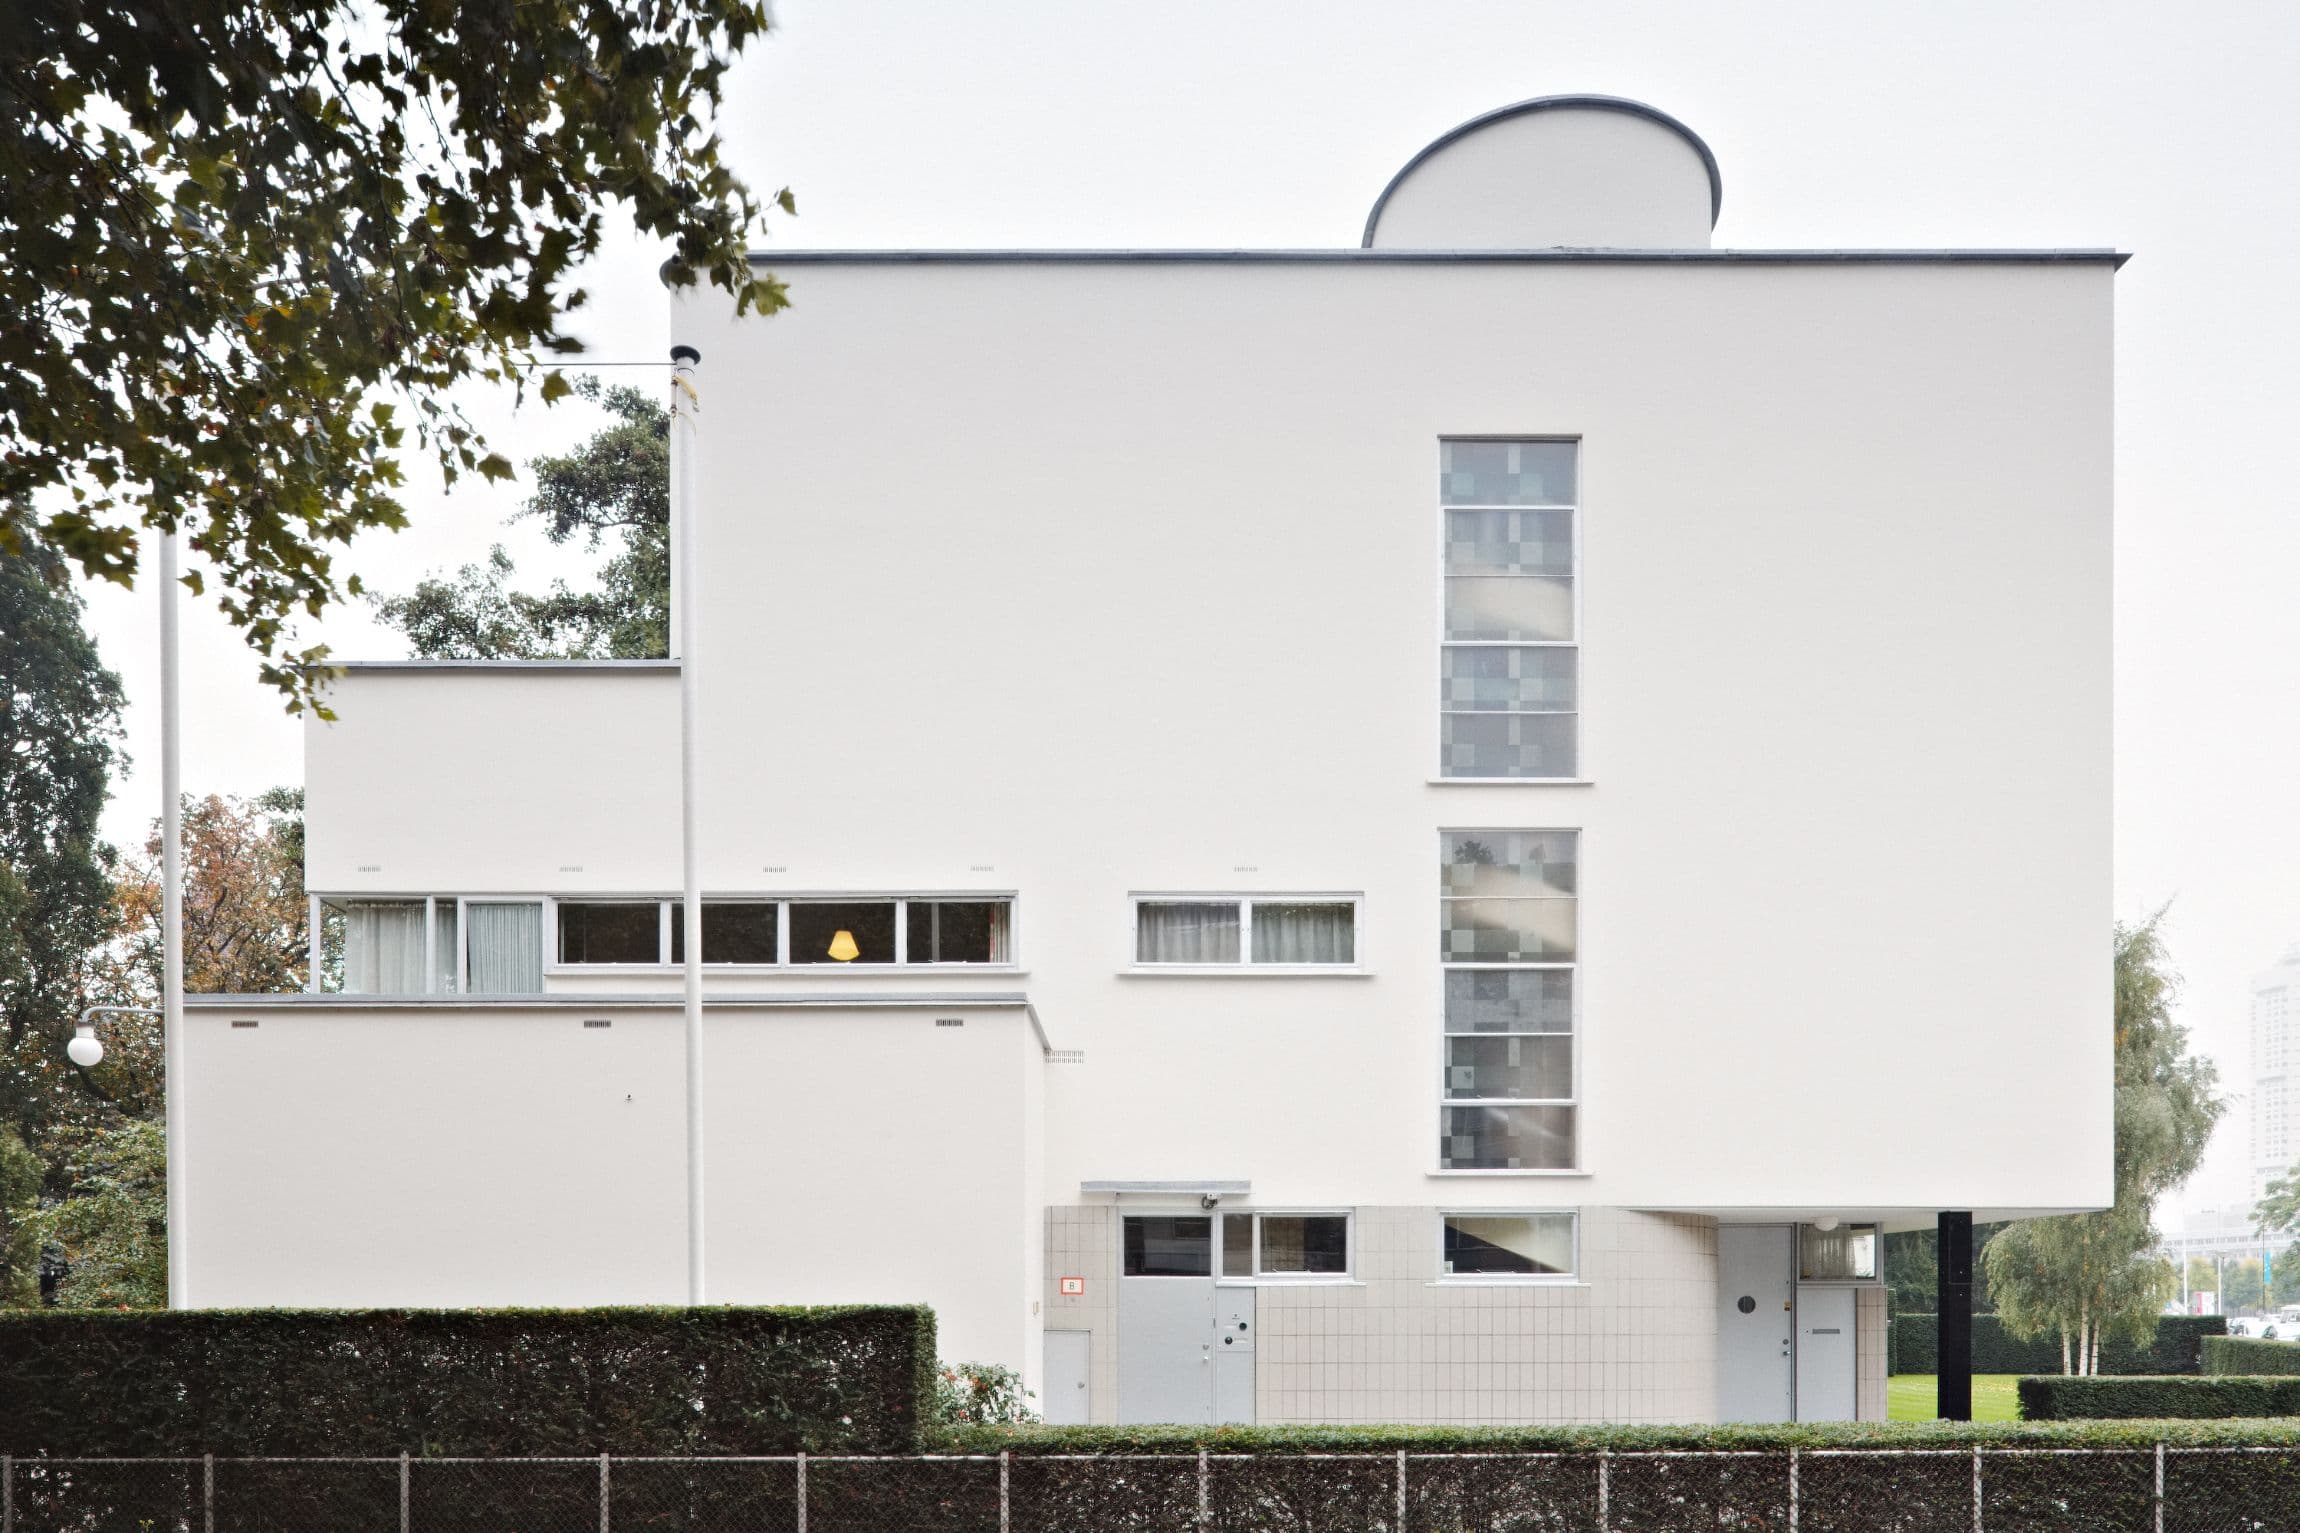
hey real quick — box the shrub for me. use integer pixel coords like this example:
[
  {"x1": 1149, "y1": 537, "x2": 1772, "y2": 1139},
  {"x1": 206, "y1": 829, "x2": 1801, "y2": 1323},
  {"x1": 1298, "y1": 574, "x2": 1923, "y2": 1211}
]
[
  {"x1": 933, "y1": 1360, "x2": 1040, "y2": 1426},
  {"x1": 2016, "y1": 1374, "x2": 2300, "y2": 1420},
  {"x1": 1890, "y1": 1313, "x2": 2225, "y2": 1375},
  {"x1": 2202, "y1": 1335, "x2": 2300, "y2": 1376},
  {"x1": 0, "y1": 1304, "x2": 938, "y2": 1454}
]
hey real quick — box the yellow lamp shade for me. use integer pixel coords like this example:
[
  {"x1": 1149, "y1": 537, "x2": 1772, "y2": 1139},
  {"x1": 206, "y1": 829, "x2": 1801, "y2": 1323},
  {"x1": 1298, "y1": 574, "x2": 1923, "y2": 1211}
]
[{"x1": 827, "y1": 929, "x2": 861, "y2": 962}]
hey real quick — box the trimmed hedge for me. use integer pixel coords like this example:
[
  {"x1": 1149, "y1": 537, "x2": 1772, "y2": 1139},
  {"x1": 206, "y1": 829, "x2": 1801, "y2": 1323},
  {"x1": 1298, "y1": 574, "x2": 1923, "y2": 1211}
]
[
  {"x1": 2017, "y1": 1374, "x2": 2300, "y2": 1421},
  {"x1": 1889, "y1": 1312, "x2": 2225, "y2": 1376},
  {"x1": 0, "y1": 1305, "x2": 938, "y2": 1455},
  {"x1": 2203, "y1": 1335, "x2": 2300, "y2": 1376}
]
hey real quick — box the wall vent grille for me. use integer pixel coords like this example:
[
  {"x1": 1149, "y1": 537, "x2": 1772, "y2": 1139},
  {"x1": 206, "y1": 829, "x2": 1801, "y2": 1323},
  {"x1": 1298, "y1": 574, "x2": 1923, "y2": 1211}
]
[
  {"x1": 230, "y1": 1020, "x2": 259, "y2": 1029},
  {"x1": 583, "y1": 1019, "x2": 613, "y2": 1029},
  {"x1": 1048, "y1": 1049, "x2": 1086, "y2": 1065}
]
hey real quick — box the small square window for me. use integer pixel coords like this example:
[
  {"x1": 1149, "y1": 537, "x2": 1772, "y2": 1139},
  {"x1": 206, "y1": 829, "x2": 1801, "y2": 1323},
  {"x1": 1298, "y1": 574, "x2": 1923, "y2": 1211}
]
[{"x1": 1800, "y1": 1224, "x2": 1879, "y2": 1281}]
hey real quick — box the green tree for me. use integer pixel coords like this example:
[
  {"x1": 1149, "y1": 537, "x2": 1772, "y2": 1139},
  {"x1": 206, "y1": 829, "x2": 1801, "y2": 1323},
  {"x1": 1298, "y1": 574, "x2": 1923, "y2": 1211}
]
[
  {"x1": 0, "y1": 541, "x2": 127, "y2": 1143},
  {"x1": 5, "y1": 0, "x2": 787, "y2": 704},
  {"x1": 2188, "y1": 1254, "x2": 2218, "y2": 1297},
  {"x1": 374, "y1": 378, "x2": 669, "y2": 658},
  {"x1": 19, "y1": 1119, "x2": 167, "y2": 1309},
  {"x1": 1982, "y1": 913, "x2": 2222, "y2": 1372},
  {"x1": 2273, "y1": 1248, "x2": 2300, "y2": 1308},
  {"x1": 2224, "y1": 1257, "x2": 2268, "y2": 1313}
]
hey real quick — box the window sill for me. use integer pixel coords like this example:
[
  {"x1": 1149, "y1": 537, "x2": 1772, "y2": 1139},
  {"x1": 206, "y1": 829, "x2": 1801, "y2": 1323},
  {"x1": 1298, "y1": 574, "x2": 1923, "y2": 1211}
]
[
  {"x1": 1430, "y1": 1278, "x2": 1588, "y2": 1289},
  {"x1": 1428, "y1": 777, "x2": 1595, "y2": 786},
  {"x1": 1119, "y1": 966, "x2": 1372, "y2": 979},
  {"x1": 1426, "y1": 1168, "x2": 1591, "y2": 1178},
  {"x1": 1217, "y1": 1278, "x2": 1365, "y2": 1288},
  {"x1": 544, "y1": 964, "x2": 1028, "y2": 978}
]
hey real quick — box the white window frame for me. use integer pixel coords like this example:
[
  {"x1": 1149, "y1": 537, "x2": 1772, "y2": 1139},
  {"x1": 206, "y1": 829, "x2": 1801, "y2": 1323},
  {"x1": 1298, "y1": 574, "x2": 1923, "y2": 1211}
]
[
  {"x1": 457, "y1": 895, "x2": 549, "y2": 995},
  {"x1": 1797, "y1": 1222, "x2": 1885, "y2": 1284},
  {"x1": 1435, "y1": 828, "x2": 1583, "y2": 1175},
  {"x1": 1434, "y1": 1209, "x2": 1580, "y2": 1284},
  {"x1": 1125, "y1": 894, "x2": 1365, "y2": 975},
  {"x1": 535, "y1": 893, "x2": 1020, "y2": 974},
  {"x1": 1436, "y1": 436, "x2": 1584, "y2": 783},
  {"x1": 1220, "y1": 1209, "x2": 1356, "y2": 1284}
]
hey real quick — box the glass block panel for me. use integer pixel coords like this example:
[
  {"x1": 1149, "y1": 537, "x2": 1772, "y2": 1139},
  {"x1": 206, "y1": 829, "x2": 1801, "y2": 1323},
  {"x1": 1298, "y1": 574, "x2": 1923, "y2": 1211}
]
[
  {"x1": 1441, "y1": 711, "x2": 1578, "y2": 778},
  {"x1": 789, "y1": 900, "x2": 895, "y2": 963},
  {"x1": 1446, "y1": 576, "x2": 1574, "y2": 641},
  {"x1": 1441, "y1": 646, "x2": 1577, "y2": 710},
  {"x1": 1444, "y1": 1033, "x2": 1573, "y2": 1100},
  {"x1": 1440, "y1": 439, "x2": 1577, "y2": 506},
  {"x1": 1257, "y1": 1215, "x2": 1348, "y2": 1274},
  {"x1": 671, "y1": 902, "x2": 780, "y2": 965},
  {"x1": 557, "y1": 901, "x2": 661, "y2": 965},
  {"x1": 1439, "y1": 832, "x2": 1578, "y2": 897},
  {"x1": 1250, "y1": 902, "x2": 1355, "y2": 964},
  {"x1": 1440, "y1": 898, "x2": 1577, "y2": 962},
  {"x1": 1443, "y1": 1213, "x2": 1576, "y2": 1275},
  {"x1": 1124, "y1": 1215, "x2": 1211, "y2": 1277},
  {"x1": 1440, "y1": 1104, "x2": 1577, "y2": 1171},
  {"x1": 1445, "y1": 509, "x2": 1573, "y2": 575},
  {"x1": 1222, "y1": 1213, "x2": 1253, "y2": 1277},
  {"x1": 1444, "y1": 968, "x2": 1573, "y2": 1033},
  {"x1": 1137, "y1": 901, "x2": 1241, "y2": 964}
]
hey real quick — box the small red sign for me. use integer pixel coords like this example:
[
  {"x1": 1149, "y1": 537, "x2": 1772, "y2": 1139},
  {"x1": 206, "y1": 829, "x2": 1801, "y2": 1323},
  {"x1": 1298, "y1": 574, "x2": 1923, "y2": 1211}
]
[{"x1": 1059, "y1": 1276, "x2": 1085, "y2": 1296}]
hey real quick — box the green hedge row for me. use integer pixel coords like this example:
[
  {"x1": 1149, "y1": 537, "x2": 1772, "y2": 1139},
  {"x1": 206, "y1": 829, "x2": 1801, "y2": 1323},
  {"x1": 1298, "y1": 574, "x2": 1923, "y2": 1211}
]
[
  {"x1": 2202, "y1": 1335, "x2": 2300, "y2": 1376},
  {"x1": 0, "y1": 1305, "x2": 938, "y2": 1455},
  {"x1": 1888, "y1": 1313, "x2": 2225, "y2": 1376},
  {"x1": 944, "y1": 1419, "x2": 2300, "y2": 1453},
  {"x1": 2017, "y1": 1374, "x2": 2300, "y2": 1421}
]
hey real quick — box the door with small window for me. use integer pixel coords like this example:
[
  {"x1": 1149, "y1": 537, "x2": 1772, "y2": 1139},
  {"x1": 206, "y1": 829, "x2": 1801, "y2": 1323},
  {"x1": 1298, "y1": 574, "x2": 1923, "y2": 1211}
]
[{"x1": 1115, "y1": 1214, "x2": 1281, "y2": 1425}]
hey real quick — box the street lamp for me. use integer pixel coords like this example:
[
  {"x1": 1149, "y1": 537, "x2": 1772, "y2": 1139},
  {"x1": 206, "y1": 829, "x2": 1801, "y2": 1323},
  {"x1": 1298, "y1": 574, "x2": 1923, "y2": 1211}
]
[{"x1": 66, "y1": 1005, "x2": 163, "y2": 1070}]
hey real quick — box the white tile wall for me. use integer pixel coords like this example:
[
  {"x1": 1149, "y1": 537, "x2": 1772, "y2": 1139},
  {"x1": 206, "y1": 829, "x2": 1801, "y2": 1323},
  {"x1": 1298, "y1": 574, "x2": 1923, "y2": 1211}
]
[{"x1": 1855, "y1": 1284, "x2": 1888, "y2": 1422}]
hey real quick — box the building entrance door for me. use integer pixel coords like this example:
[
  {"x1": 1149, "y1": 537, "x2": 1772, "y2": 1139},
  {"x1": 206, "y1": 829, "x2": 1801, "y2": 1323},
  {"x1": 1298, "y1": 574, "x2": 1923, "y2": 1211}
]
[
  {"x1": 1116, "y1": 1214, "x2": 1256, "y2": 1424},
  {"x1": 1795, "y1": 1286, "x2": 1857, "y2": 1421},
  {"x1": 1718, "y1": 1225, "x2": 1797, "y2": 1422}
]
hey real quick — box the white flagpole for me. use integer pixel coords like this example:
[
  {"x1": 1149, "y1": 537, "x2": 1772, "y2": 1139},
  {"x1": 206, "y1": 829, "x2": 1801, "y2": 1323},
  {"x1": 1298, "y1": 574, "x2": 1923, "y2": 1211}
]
[
  {"x1": 670, "y1": 344, "x2": 705, "y2": 1304},
  {"x1": 159, "y1": 529, "x2": 189, "y2": 1308}
]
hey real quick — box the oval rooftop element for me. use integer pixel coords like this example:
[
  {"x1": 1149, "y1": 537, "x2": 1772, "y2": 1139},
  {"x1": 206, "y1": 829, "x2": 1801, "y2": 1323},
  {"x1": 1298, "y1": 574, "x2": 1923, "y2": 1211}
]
[{"x1": 1363, "y1": 95, "x2": 1721, "y2": 250}]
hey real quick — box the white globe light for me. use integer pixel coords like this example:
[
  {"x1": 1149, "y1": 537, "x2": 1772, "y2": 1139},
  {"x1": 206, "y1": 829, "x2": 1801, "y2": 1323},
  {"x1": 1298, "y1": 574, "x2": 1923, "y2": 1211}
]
[{"x1": 66, "y1": 1031, "x2": 104, "y2": 1068}]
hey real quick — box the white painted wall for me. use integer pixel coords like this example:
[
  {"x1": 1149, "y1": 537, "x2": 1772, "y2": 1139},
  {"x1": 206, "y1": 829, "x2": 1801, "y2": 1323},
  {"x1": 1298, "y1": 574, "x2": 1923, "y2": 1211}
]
[{"x1": 183, "y1": 1000, "x2": 1040, "y2": 1367}]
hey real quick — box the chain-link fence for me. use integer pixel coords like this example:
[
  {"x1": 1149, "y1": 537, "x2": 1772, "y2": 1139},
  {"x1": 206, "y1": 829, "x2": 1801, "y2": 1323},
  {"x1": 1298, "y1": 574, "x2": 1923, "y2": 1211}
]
[{"x1": 6, "y1": 1446, "x2": 2300, "y2": 1532}]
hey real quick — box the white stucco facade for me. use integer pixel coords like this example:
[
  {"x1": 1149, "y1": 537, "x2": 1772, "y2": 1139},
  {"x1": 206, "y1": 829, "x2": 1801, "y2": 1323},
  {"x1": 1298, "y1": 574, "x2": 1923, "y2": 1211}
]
[{"x1": 184, "y1": 97, "x2": 2115, "y2": 1426}]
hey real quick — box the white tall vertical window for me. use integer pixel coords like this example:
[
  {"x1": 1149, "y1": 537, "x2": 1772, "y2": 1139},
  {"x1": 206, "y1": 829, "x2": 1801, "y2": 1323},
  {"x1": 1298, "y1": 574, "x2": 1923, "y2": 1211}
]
[
  {"x1": 1439, "y1": 830, "x2": 1577, "y2": 1170},
  {"x1": 1440, "y1": 439, "x2": 1579, "y2": 779}
]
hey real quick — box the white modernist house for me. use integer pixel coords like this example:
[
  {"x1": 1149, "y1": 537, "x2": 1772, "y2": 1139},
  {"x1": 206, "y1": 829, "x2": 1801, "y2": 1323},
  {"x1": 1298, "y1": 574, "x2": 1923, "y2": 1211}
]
[{"x1": 183, "y1": 96, "x2": 2116, "y2": 1426}]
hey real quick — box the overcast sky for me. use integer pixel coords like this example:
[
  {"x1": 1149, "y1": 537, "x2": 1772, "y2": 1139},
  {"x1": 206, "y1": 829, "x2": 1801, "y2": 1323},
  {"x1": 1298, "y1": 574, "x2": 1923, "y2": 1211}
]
[{"x1": 72, "y1": 0, "x2": 2300, "y2": 1219}]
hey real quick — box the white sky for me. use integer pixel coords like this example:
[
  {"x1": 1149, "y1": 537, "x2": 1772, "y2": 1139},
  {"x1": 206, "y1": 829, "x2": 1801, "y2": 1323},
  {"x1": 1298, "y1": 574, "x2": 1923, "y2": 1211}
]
[{"x1": 72, "y1": 0, "x2": 2300, "y2": 1218}]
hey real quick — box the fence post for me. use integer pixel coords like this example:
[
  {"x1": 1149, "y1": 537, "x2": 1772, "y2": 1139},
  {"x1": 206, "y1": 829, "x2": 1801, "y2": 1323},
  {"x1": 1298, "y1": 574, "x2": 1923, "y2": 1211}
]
[
  {"x1": 1787, "y1": 1446, "x2": 1798, "y2": 1533},
  {"x1": 598, "y1": 1452, "x2": 610, "y2": 1533},
  {"x1": 399, "y1": 1452, "x2": 410, "y2": 1533},
  {"x1": 2154, "y1": 1442, "x2": 2165, "y2": 1533},
  {"x1": 203, "y1": 1453, "x2": 214, "y2": 1533},
  {"x1": 795, "y1": 1451, "x2": 807, "y2": 1533},
  {"x1": 999, "y1": 1450, "x2": 1010, "y2": 1533},
  {"x1": 1395, "y1": 1448, "x2": 1407, "y2": 1532},
  {"x1": 1597, "y1": 1448, "x2": 1610, "y2": 1533},
  {"x1": 1972, "y1": 1443, "x2": 1983, "y2": 1533},
  {"x1": 1198, "y1": 1448, "x2": 1210, "y2": 1531},
  {"x1": 4, "y1": 1451, "x2": 12, "y2": 1533}
]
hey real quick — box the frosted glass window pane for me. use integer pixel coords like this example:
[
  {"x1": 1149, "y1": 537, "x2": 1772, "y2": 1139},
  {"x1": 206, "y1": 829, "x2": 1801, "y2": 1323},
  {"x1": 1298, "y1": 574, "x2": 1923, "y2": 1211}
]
[
  {"x1": 1443, "y1": 1214, "x2": 1575, "y2": 1276},
  {"x1": 1440, "y1": 713, "x2": 1577, "y2": 778},
  {"x1": 1258, "y1": 1215, "x2": 1348, "y2": 1275},
  {"x1": 1440, "y1": 1104, "x2": 1576, "y2": 1170},
  {"x1": 1445, "y1": 1034, "x2": 1573, "y2": 1100},
  {"x1": 1440, "y1": 440, "x2": 1577, "y2": 506},
  {"x1": 1136, "y1": 902, "x2": 1241, "y2": 963},
  {"x1": 341, "y1": 901, "x2": 426, "y2": 994},
  {"x1": 1440, "y1": 899, "x2": 1576, "y2": 962},
  {"x1": 1445, "y1": 969, "x2": 1573, "y2": 1033},
  {"x1": 1250, "y1": 902, "x2": 1355, "y2": 964},
  {"x1": 466, "y1": 903, "x2": 543, "y2": 993},
  {"x1": 1439, "y1": 832, "x2": 1578, "y2": 897},
  {"x1": 557, "y1": 902, "x2": 660, "y2": 964},
  {"x1": 1446, "y1": 577, "x2": 1574, "y2": 641},
  {"x1": 1441, "y1": 647, "x2": 1577, "y2": 710},
  {"x1": 1446, "y1": 509, "x2": 1573, "y2": 576}
]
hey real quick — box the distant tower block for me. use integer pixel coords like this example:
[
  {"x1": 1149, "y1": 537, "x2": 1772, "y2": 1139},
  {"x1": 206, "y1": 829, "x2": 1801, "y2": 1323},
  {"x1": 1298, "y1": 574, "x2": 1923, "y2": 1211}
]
[{"x1": 1363, "y1": 95, "x2": 1721, "y2": 251}]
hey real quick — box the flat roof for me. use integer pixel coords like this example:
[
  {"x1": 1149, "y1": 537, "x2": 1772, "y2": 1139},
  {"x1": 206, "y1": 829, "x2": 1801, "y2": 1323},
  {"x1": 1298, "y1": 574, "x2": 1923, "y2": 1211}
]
[{"x1": 743, "y1": 247, "x2": 2130, "y2": 268}]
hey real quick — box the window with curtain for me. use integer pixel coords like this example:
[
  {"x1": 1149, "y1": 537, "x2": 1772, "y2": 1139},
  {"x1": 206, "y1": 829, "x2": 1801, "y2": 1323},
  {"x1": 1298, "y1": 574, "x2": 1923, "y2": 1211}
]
[
  {"x1": 1135, "y1": 898, "x2": 1358, "y2": 967},
  {"x1": 1440, "y1": 438, "x2": 1579, "y2": 778},
  {"x1": 340, "y1": 900, "x2": 426, "y2": 993},
  {"x1": 465, "y1": 902, "x2": 544, "y2": 993},
  {"x1": 1440, "y1": 830, "x2": 1577, "y2": 1169},
  {"x1": 1800, "y1": 1223, "x2": 1880, "y2": 1281}
]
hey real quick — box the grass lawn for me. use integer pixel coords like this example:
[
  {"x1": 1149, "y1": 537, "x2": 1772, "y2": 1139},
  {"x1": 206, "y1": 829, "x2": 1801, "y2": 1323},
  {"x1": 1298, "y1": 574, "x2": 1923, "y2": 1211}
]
[{"x1": 1888, "y1": 1374, "x2": 2024, "y2": 1423}]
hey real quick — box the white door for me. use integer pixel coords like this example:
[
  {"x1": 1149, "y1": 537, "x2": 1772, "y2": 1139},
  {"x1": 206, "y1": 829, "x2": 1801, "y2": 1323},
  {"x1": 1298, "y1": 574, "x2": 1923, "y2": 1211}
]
[
  {"x1": 1043, "y1": 1331, "x2": 1091, "y2": 1425},
  {"x1": 1117, "y1": 1215, "x2": 1220, "y2": 1424},
  {"x1": 1212, "y1": 1288, "x2": 1256, "y2": 1424},
  {"x1": 1718, "y1": 1225, "x2": 1796, "y2": 1422},
  {"x1": 1795, "y1": 1287, "x2": 1857, "y2": 1422}
]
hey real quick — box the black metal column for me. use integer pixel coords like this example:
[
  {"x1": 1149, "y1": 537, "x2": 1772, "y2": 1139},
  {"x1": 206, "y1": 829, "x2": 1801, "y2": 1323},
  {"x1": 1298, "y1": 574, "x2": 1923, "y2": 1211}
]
[{"x1": 1937, "y1": 1211, "x2": 1974, "y2": 1421}]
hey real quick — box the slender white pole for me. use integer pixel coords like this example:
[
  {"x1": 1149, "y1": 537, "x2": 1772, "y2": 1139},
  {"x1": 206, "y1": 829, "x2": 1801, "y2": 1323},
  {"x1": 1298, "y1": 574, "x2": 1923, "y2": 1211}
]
[
  {"x1": 159, "y1": 530, "x2": 189, "y2": 1308},
  {"x1": 671, "y1": 345, "x2": 705, "y2": 1304}
]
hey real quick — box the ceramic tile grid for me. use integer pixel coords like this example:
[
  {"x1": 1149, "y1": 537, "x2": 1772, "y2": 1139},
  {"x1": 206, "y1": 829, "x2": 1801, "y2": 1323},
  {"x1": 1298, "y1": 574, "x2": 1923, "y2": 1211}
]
[
  {"x1": 1042, "y1": 1205, "x2": 1118, "y2": 1420},
  {"x1": 1855, "y1": 1284, "x2": 1889, "y2": 1422}
]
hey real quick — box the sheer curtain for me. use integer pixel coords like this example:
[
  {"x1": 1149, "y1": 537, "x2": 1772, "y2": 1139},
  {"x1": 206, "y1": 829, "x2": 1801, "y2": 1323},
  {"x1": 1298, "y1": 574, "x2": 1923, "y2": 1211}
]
[
  {"x1": 466, "y1": 902, "x2": 543, "y2": 993},
  {"x1": 1251, "y1": 902, "x2": 1355, "y2": 964},
  {"x1": 343, "y1": 902, "x2": 426, "y2": 993},
  {"x1": 1136, "y1": 902, "x2": 1240, "y2": 963}
]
